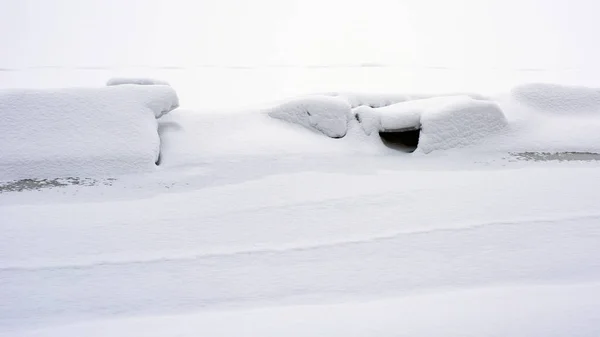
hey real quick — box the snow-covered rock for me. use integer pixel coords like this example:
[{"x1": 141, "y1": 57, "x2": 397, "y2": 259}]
[
  {"x1": 266, "y1": 95, "x2": 352, "y2": 138},
  {"x1": 107, "y1": 77, "x2": 170, "y2": 86},
  {"x1": 328, "y1": 92, "x2": 490, "y2": 108},
  {"x1": 0, "y1": 85, "x2": 179, "y2": 181},
  {"x1": 512, "y1": 83, "x2": 600, "y2": 114},
  {"x1": 354, "y1": 96, "x2": 508, "y2": 153}
]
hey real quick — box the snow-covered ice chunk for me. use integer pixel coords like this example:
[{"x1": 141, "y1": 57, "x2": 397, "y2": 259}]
[
  {"x1": 0, "y1": 85, "x2": 179, "y2": 181},
  {"x1": 328, "y1": 92, "x2": 490, "y2": 108},
  {"x1": 133, "y1": 84, "x2": 179, "y2": 118},
  {"x1": 267, "y1": 95, "x2": 351, "y2": 138},
  {"x1": 107, "y1": 77, "x2": 170, "y2": 86},
  {"x1": 355, "y1": 96, "x2": 507, "y2": 153},
  {"x1": 354, "y1": 100, "x2": 424, "y2": 135},
  {"x1": 418, "y1": 96, "x2": 508, "y2": 153},
  {"x1": 512, "y1": 83, "x2": 600, "y2": 114}
]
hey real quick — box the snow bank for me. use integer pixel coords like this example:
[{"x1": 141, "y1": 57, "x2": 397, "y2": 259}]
[
  {"x1": 107, "y1": 77, "x2": 170, "y2": 86},
  {"x1": 0, "y1": 85, "x2": 179, "y2": 181},
  {"x1": 266, "y1": 95, "x2": 351, "y2": 138},
  {"x1": 512, "y1": 83, "x2": 600, "y2": 114},
  {"x1": 355, "y1": 96, "x2": 508, "y2": 153},
  {"x1": 328, "y1": 92, "x2": 490, "y2": 108}
]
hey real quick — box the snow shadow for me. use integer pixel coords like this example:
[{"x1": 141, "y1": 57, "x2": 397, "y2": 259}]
[{"x1": 379, "y1": 129, "x2": 420, "y2": 153}]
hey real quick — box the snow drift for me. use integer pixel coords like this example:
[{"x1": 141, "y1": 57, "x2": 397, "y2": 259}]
[
  {"x1": 266, "y1": 95, "x2": 351, "y2": 138},
  {"x1": 355, "y1": 96, "x2": 508, "y2": 153},
  {"x1": 107, "y1": 77, "x2": 170, "y2": 87},
  {"x1": 512, "y1": 83, "x2": 600, "y2": 114},
  {"x1": 0, "y1": 85, "x2": 179, "y2": 181}
]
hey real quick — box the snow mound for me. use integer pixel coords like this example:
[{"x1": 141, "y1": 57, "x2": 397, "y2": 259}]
[
  {"x1": 107, "y1": 77, "x2": 170, "y2": 86},
  {"x1": 266, "y1": 95, "x2": 351, "y2": 138},
  {"x1": 355, "y1": 96, "x2": 508, "y2": 153},
  {"x1": 512, "y1": 83, "x2": 600, "y2": 114},
  {"x1": 0, "y1": 85, "x2": 179, "y2": 181},
  {"x1": 328, "y1": 92, "x2": 490, "y2": 108},
  {"x1": 419, "y1": 97, "x2": 508, "y2": 153}
]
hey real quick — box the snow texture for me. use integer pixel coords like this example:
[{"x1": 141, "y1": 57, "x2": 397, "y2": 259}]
[
  {"x1": 266, "y1": 95, "x2": 351, "y2": 138},
  {"x1": 328, "y1": 91, "x2": 490, "y2": 108},
  {"x1": 3, "y1": 165, "x2": 600, "y2": 336},
  {"x1": 419, "y1": 96, "x2": 508, "y2": 153},
  {"x1": 106, "y1": 77, "x2": 170, "y2": 86},
  {"x1": 512, "y1": 83, "x2": 600, "y2": 114},
  {"x1": 0, "y1": 85, "x2": 179, "y2": 181},
  {"x1": 355, "y1": 96, "x2": 508, "y2": 153},
  {"x1": 6, "y1": 283, "x2": 600, "y2": 337}
]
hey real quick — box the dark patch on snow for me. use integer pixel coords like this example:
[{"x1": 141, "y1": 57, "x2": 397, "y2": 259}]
[
  {"x1": 379, "y1": 129, "x2": 420, "y2": 153},
  {"x1": 511, "y1": 152, "x2": 600, "y2": 162},
  {"x1": 0, "y1": 177, "x2": 116, "y2": 193}
]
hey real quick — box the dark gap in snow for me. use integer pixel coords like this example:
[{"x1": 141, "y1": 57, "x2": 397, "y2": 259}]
[{"x1": 379, "y1": 129, "x2": 420, "y2": 153}]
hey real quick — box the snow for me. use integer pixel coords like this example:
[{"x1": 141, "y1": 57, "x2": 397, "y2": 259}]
[
  {"x1": 5, "y1": 2, "x2": 600, "y2": 334},
  {"x1": 157, "y1": 110, "x2": 364, "y2": 168},
  {"x1": 480, "y1": 84, "x2": 600, "y2": 153},
  {"x1": 5, "y1": 283, "x2": 600, "y2": 337},
  {"x1": 512, "y1": 83, "x2": 600, "y2": 114},
  {"x1": 0, "y1": 85, "x2": 179, "y2": 181},
  {"x1": 2, "y1": 164, "x2": 600, "y2": 336},
  {"x1": 106, "y1": 77, "x2": 170, "y2": 86},
  {"x1": 266, "y1": 95, "x2": 351, "y2": 138},
  {"x1": 418, "y1": 96, "x2": 508, "y2": 153},
  {"x1": 3, "y1": 66, "x2": 600, "y2": 337}
]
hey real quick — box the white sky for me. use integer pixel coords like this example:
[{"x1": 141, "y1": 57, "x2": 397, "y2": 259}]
[{"x1": 1, "y1": 0, "x2": 599, "y2": 68}]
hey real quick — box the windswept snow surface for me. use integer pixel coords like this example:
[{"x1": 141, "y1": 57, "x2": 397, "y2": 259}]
[
  {"x1": 2, "y1": 162, "x2": 600, "y2": 337},
  {"x1": 0, "y1": 85, "x2": 179, "y2": 181},
  {"x1": 6, "y1": 283, "x2": 600, "y2": 337}
]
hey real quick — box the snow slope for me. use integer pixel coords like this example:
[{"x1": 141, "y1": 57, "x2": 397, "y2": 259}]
[{"x1": 0, "y1": 85, "x2": 179, "y2": 181}]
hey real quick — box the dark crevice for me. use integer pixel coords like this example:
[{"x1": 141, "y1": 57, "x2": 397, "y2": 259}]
[{"x1": 379, "y1": 129, "x2": 420, "y2": 153}]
